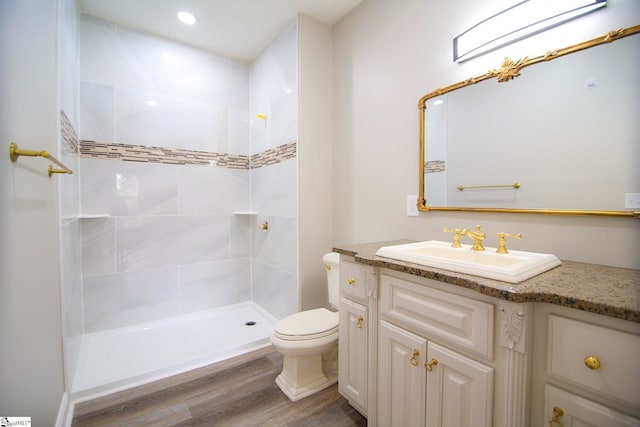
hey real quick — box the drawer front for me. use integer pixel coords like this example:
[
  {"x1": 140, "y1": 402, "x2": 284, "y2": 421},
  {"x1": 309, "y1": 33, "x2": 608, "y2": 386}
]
[
  {"x1": 544, "y1": 384, "x2": 640, "y2": 427},
  {"x1": 548, "y1": 315, "x2": 640, "y2": 408},
  {"x1": 380, "y1": 274, "x2": 494, "y2": 359},
  {"x1": 340, "y1": 260, "x2": 368, "y2": 302}
]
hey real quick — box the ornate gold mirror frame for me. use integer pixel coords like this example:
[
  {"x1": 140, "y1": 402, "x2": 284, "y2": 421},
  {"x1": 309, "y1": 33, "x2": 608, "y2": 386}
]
[{"x1": 418, "y1": 25, "x2": 640, "y2": 218}]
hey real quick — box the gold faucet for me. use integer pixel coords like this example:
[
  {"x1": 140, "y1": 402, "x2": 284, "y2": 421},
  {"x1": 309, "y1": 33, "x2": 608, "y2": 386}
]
[
  {"x1": 442, "y1": 228, "x2": 464, "y2": 247},
  {"x1": 496, "y1": 232, "x2": 522, "y2": 254},
  {"x1": 462, "y1": 225, "x2": 486, "y2": 251}
]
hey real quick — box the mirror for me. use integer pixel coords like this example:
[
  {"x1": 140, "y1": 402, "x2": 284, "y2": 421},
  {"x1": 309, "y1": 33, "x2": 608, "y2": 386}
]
[{"x1": 419, "y1": 25, "x2": 639, "y2": 218}]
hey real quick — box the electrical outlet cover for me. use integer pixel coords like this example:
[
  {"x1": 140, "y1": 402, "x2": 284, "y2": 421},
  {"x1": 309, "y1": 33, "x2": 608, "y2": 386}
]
[
  {"x1": 406, "y1": 195, "x2": 419, "y2": 217},
  {"x1": 624, "y1": 193, "x2": 640, "y2": 209}
]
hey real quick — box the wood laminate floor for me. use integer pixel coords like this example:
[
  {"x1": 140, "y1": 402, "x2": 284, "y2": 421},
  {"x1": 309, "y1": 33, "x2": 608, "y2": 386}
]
[{"x1": 72, "y1": 346, "x2": 367, "y2": 427}]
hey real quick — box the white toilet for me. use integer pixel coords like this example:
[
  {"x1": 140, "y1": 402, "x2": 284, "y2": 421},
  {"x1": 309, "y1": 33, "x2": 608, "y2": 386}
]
[{"x1": 270, "y1": 252, "x2": 341, "y2": 401}]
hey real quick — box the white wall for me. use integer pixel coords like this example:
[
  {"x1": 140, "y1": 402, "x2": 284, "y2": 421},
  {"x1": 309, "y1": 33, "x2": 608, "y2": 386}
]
[
  {"x1": 298, "y1": 15, "x2": 334, "y2": 310},
  {"x1": 332, "y1": 0, "x2": 640, "y2": 269},
  {"x1": 0, "y1": 0, "x2": 65, "y2": 424}
]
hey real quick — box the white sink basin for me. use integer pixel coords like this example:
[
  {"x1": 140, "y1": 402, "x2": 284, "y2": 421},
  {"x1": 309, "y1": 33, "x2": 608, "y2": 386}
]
[{"x1": 375, "y1": 240, "x2": 560, "y2": 283}]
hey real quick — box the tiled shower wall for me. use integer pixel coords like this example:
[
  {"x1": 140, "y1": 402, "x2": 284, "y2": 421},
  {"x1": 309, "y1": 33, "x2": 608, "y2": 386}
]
[
  {"x1": 77, "y1": 14, "x2": 299, "y2": 332},
  {"x1": 250, "y1": 22, "x2": 299, "y2": 320}
]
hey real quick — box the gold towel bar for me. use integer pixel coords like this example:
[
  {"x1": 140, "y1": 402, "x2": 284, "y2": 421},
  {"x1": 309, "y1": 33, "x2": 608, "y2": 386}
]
[
  {"x1": 457, "y1": 182, "x2": 520, "y2": 191},
  {"x1": 9, "y1": 142, "x2": 73, "y2": 177}
]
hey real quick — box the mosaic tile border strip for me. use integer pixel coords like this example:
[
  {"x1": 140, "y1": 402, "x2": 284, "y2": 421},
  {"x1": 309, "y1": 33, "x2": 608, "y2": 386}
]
[
  {"x1": 425, "y1": 160, "x2": 445, "y2": 173},
  {"x1": 60, "y1": 111, "x2": 79, "y2": 154},
  {"x1": 251, "y1": 141, "x2": 296, "y2": 169},
  {"x1": 79, "y1": 140, "x2": 297, "y2": 170}
]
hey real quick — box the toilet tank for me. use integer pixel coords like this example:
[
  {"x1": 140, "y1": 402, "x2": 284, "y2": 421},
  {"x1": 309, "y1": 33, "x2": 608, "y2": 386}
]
[{"x1": 323, "y1": 252, "x2": 340, "y2": 309}]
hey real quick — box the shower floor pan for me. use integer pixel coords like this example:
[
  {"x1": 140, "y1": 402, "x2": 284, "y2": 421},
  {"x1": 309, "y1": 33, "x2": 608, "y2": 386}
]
[{"x1": 71, "y1": 302, "x2": 275, "y2": 399}]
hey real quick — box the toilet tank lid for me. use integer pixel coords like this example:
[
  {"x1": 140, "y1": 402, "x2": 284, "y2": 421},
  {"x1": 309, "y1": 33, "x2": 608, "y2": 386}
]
[
  {"x1": 323, "y1": 252, "x2": 340, "y2": 266},
  {"x1": 274, "y1": 308, "x2": 338, "y2": 337}
]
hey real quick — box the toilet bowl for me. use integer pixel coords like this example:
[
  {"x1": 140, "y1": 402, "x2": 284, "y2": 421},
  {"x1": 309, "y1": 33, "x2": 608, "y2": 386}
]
[{"x1": 270, "y1": 252, "x2": 341, "y2": 401}]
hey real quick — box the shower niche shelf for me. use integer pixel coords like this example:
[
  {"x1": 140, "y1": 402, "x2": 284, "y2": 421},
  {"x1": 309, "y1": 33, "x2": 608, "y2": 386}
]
[
  {"x1": 62, "y1": 213, "x2": 110, "y2": 221},
  {"x1": 233, "y1": 211, "x2": 258, "y2": 215}
]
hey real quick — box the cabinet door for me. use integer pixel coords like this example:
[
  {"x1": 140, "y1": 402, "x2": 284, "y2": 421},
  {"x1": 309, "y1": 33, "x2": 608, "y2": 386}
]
[
  {"x1": 339, "y1": 297, "x2": 368, "y2": 412},
  {"x1": 544, "y1": 385, "x2": 640, "y2": 427},
  {"x1": 425, "y1": 342, "x2": 494, "y2": 427},
  {"x1": 378, "y1": 320, "x2": 427, "y2": 427}
]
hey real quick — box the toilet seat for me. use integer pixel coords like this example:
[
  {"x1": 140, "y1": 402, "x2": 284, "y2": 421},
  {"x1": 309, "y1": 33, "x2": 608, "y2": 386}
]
[{"x1": 274, "y1": 308, "x2": 338, "y2": 341}]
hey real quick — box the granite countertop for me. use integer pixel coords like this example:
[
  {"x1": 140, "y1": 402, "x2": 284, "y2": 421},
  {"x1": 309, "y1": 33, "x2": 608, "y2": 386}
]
[{"x1": 333, "y1": 240, "x2": 640, "y2": 323}]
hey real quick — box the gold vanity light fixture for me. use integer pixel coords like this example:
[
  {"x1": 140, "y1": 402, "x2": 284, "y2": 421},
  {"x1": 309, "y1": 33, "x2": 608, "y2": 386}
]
[
  {"x1": 418, "y1": 25, "x2": 640, "y2": 218},
  {"x1": 454, "y1": 0, "x2": 607, "y2": 62}
]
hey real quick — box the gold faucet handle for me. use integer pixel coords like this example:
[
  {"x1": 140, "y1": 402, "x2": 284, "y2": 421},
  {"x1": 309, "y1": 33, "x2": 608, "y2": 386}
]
[
  {"x1": 442, "y1": 228, "x2": 463, "y2": 247},
  {"x1": 496, "y1": 232, "x2": 522, "y2": 254}
]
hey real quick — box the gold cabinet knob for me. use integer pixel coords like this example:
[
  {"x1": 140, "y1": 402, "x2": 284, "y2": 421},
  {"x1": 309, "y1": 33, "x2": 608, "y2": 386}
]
[
  {"x1": 325, "y1": 264, "x2": 331, "y2": 271},
  {"x1": 410, "y1": 349, "x2": 420, "y2": 366},
  {"x1": 356, "y1": 316, "x2": 364, "y2": 329},
  {"x1": 548, "y1": 406, "x2": 564, "y2": 427},
  {"x1": 347, "y1": 278, "x2": 356, "y2": 285},
  {"x1": 260, "y1": 221, "x2": 268, "y2": 231},
  {"x1": 584, "y1": 355, "x2": 601, "y2": 370},
  {"x1": 424, "y1": 358, "x2": 439, "y2": 372}
]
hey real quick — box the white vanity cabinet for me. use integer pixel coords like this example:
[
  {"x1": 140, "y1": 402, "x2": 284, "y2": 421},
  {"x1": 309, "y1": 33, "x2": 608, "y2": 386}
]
[
  {"x1": 338, "y1": 256, "x2": 376, "y2": 416},
  {"x1": 533, "y1": 304, "x2": 640, "y2": 427},
  {"x1": 377, "y1": 272, "x2": 496, "y2": 427},
  {"x1": 336, "y1": 247, "x2": 640, "y2": 427}
]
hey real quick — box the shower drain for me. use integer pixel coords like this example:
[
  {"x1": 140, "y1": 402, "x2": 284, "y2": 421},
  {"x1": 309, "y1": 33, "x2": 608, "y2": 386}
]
[{"x1": 244, "y1": 321, "x2": 256, "y2": 326}]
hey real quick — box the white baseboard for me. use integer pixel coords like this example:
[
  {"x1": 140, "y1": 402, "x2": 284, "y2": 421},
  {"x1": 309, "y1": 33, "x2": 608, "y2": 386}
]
[{"x1": 55, "y1": 392, "x2": 75, "y2": 427}]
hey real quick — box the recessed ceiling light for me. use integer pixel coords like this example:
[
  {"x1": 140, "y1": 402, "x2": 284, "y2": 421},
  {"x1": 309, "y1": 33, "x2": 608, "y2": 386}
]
[{"x1": 177, "y1": 11, "x2": 196, "y2": 25}]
